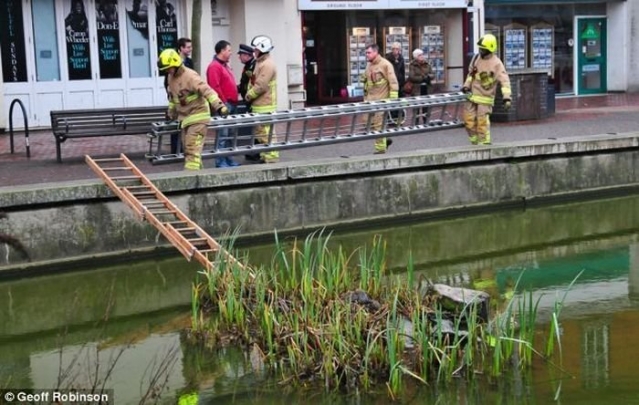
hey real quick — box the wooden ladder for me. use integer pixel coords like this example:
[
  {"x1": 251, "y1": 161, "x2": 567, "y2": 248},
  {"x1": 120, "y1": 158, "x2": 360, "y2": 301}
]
[{"x1": 86, "y1": 154, "x2": 244, "y2": 271}]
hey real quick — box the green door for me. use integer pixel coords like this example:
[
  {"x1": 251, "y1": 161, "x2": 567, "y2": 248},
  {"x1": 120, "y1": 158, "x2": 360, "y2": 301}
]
[{"x1": 577, "y1": 17, "x2": 607, "y2": 95}]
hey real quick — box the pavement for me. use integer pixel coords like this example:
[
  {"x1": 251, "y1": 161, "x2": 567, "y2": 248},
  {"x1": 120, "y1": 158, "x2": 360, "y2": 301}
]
[{"x1": 2, "y1": 93, "x2": 639, "y2": 188}]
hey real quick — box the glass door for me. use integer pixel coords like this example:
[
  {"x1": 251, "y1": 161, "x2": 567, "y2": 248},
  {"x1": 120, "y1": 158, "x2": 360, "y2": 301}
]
[{"x1": 576, "y1": 17, "x2": 607, "y2": 95}]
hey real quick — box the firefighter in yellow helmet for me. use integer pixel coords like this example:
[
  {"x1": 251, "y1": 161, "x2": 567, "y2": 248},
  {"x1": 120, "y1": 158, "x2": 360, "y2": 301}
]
[
  {"x1": 461, "y1": 34, "x2": 511, "y2": 145},
  {"x1": 158, "y1": 48, "x2": 229, "y2": 170},
  {"x1": 245, "y1": 35, "x2": 279, "y2": 163},
  {"x1": 361, "y1": 43, "x2": 399, "y2": 154}
]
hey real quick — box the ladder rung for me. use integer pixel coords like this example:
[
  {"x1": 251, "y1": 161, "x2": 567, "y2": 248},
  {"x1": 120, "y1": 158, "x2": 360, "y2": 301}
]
[
  {"x1": 177, "y1": 227, "x2": 196, "y2": 232},
  {"x1": 130, "y1": 191, "x2": 156, "y2": 195},
  {"x1": 188, "y1": 238, "x2": 208, "y2": 243},
  {"x1": 148, "y1": 209, "x2": 175, "y2": 215},
  {"x1": 93, "y1": 158, "x2": 123, "y2": 162},
  {"x1": 112, "y1": 176, "x2": 140, "y2": 180},
  {"x1": 127, "y1": 185, "x2": 151, "y2": 189},
  {"x1": 102, "y1": 167, "x2": 130, "y2": 171},
  {"x1": 198, "y1": 249, "x2": 218, "y2": 253}
]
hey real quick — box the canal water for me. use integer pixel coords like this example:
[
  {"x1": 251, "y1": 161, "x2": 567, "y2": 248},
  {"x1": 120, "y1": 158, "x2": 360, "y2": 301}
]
[{"x1": 1, "y1": 194, "x2": 639, "y2": 404}]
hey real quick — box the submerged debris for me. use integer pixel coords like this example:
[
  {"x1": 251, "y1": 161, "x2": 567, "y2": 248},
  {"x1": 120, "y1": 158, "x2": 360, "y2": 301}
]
[{"x1": 0, "y1": 212, "x2": 30, "y2": 261}]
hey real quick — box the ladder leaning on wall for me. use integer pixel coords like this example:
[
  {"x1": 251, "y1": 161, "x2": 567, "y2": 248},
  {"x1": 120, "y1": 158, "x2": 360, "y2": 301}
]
[{"x1": 86, "y1": 154, "x2": 244, "y2": 272}]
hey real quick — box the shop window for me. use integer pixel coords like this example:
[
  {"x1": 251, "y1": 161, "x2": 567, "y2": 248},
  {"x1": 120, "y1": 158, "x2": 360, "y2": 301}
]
[
  {"x1": 126, "y1": 0, "x2": 151, "y2": 78},
  {"x1": 96, "y1": 0, "x2": 123, "y2": 79},
  {"x1": 32, "y1": 0, "x2": 61, "y2": 82},
  {"x1": 0, "y1": 0, "x2": 28, "y2": 83},
  {"x1": 485, "y1": 3, "x2": 605, "y2": 95},
  {"x1": 155, "y1": 0, "x2": 179, "y2": 54},
  {"x1": 65, "y1": 0, "x2": 92, "y2": 80}
]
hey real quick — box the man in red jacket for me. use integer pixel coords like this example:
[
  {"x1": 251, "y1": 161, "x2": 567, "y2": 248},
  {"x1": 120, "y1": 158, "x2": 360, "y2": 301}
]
[{"x1": 206, "y1": 40, "x2": 240, "y2": 168}]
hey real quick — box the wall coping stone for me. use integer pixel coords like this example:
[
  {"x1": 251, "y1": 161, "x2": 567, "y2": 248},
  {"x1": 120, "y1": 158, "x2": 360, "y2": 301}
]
[{"x1": 1, "y1": 132, "x2": 637, "y2": 210}]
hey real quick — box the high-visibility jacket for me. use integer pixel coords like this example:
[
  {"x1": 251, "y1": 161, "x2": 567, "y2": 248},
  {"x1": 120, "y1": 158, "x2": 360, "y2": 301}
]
[
  {"x1": 362, "y1": 54, "x2": 399, "y2": 101},
  {"x1": 167, "y1": 66, "x2": 225, "y2": 128},
  {"x1": 463, "y1": 53, "x2": 511, "y2": 106},
  {"x1": 178, "y1": 392, "x2": 198, "y2": 405},
  {"x1": 246, "y1": 53, "x2": 277, "y2": 114}
]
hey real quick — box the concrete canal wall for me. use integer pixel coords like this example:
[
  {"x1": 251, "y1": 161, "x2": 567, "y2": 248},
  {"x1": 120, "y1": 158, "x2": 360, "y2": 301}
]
[{"x1": 1, "y1": 133, "x2": 638, "y2": 269}]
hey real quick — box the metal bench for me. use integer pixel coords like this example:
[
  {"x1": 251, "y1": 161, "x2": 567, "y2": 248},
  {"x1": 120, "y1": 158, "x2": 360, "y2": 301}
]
[{"x1": 50, "y1": 106, "x2": 167, "y2": 162}]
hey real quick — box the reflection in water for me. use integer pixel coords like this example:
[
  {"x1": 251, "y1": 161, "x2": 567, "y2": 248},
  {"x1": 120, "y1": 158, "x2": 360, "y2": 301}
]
[{"x1": 2, "y1": 195, "x2": 639, "y2": 403}]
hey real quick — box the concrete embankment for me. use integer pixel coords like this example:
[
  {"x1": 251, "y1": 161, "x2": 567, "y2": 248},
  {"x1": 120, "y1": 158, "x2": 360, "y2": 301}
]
[{"x1": 1, "y1": 133, "x2": 638, "y2": 270}]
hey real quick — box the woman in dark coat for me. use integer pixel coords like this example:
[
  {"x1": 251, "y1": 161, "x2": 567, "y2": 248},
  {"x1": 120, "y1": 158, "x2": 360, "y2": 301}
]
[{"x1": 407, "y1": 49, "x2": 434, "y2": 124}]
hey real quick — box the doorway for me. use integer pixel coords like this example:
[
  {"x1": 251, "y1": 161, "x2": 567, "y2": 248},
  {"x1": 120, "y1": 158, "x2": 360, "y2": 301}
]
[{"x1": 575, "y1": 16, "x2": 607, "y2": 95}]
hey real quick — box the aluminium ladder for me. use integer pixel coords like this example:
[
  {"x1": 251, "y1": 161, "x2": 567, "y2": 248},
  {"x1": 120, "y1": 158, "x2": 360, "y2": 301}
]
[
  {"x1": 86, "y1": 154, "x2": 244, "y2": 272},
  {"x1": 148, "y1": 92, "x2": 468, "y2": 164}
]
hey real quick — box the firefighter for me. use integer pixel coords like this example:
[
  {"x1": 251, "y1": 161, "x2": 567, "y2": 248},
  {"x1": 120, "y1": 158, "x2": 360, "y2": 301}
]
[
  {"x1": 244, "y1": 35, "x2": 279, "y2": 163},
  {"x1": 158, "y1": 48, "x2": 228, "y2": 170},
  {"x1": 361, "y1": 43, "x2": 399, "y2": 154},
  {"x1": 461, "y1": 34, "x2": 511, "y2": 145}
]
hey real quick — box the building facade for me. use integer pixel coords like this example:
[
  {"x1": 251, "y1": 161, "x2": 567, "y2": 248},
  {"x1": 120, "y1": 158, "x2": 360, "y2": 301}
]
[
  {"x1": 0, "y1": 0, "x2": 637, "y2": 131},
  {"x1": 0, "y1": 0, "x2": 306, "y2": 129}
]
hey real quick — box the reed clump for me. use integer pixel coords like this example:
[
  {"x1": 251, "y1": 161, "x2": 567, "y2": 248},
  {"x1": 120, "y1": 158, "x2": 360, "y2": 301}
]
[{"x1": 190, "y1": 232, "x2": 565, "y2": 399}]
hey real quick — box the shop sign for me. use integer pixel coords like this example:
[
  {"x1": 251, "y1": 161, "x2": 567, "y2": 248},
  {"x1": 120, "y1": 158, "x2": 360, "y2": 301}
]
[
  {"x1": 298, "y1": 0, "x2": 467, "y2": 9},
  {"x1": 298, "y1": 0, "x2": 387, "y2": 10},
  {"x1": 388, "y1": 0, "x2": 468, "y2": 8}
]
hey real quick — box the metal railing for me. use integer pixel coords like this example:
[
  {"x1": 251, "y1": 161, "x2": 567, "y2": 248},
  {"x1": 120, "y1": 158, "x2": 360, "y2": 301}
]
[{"x1": 148, "y1": 92, "x2": 467, "y2": 165}]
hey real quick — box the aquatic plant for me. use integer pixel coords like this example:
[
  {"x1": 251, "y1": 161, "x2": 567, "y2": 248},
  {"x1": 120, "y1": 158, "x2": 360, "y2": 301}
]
[{"x1": 191, "y1": 231, "x2": 568, "y2": 400}]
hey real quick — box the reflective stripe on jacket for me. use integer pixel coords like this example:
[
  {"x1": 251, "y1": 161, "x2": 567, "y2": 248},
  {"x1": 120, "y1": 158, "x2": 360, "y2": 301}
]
[
  {"x1": 362, "y1": 55, "x2": 399, "y2": 101},
  {"x1": 167, "y1": 66, "x2": 225, "y2": 127},
  {"x1": 246, "y1": 53, "x2": 277, "y2": 113},
  {"x1": 463, "y1": 53, "x2": 511, "y2": 106}
]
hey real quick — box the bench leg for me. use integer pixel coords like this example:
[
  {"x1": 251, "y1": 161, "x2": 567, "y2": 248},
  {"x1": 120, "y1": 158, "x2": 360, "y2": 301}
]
[
  {"x1": 156, "y1": 134, "x2": 164, "y2": 156},
  {"x1": 56, "y1": 140, "x2": 62, "y2": 163}
]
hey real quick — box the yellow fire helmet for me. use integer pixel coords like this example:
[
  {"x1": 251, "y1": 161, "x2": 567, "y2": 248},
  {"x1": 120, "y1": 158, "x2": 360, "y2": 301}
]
[
  {"x1": 157, "y1": 48, "x2": 183, "y2": 71},
  {"x1": 477, "y1": 34, "x2": 497, "y2": 53}
]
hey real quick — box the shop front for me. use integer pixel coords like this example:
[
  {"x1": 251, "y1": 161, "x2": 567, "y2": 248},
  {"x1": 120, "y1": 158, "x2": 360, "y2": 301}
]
[
  {"x1": 298, "y1": 0, "x2": 471, "y2": 105},
  {"x1": 484, "y1": 0, "x2": 626, "y2": 96},
  {"x1": 0, "y1": 0, "x2": 186, "y2": 128}
]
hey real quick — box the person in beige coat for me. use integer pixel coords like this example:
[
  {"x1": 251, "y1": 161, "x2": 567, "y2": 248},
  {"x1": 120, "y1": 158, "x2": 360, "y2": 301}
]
[
  {"x1": 462, "y1": 34, "x2": 511, "y2": 145},
  {"x1": 245, "y1": 35, "x2": 279, "y2": 163},
  {"x1": 159, "y1": 48, "x2": 228, "y2": 171},
  {"x1": 361, "y1": 43, "x2": 399, "y2": 154}
]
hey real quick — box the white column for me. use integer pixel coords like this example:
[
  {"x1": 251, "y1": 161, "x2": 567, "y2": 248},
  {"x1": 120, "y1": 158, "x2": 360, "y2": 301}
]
[
  {"x1": 629, "y1": 243, "x2": 639, "y2": 302},
  {"x1": 606, "y1": 1, "x2": 629, "y2": 91},
  {"x1": 626, "y1": 0, "x2": 639, "y2": 91},
  {"x1": 472, "y1": 0, "x2": 485, "y2": 53},
  {"x1": 229, "y1": 0, "x2": 303, "y2": 111}
]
